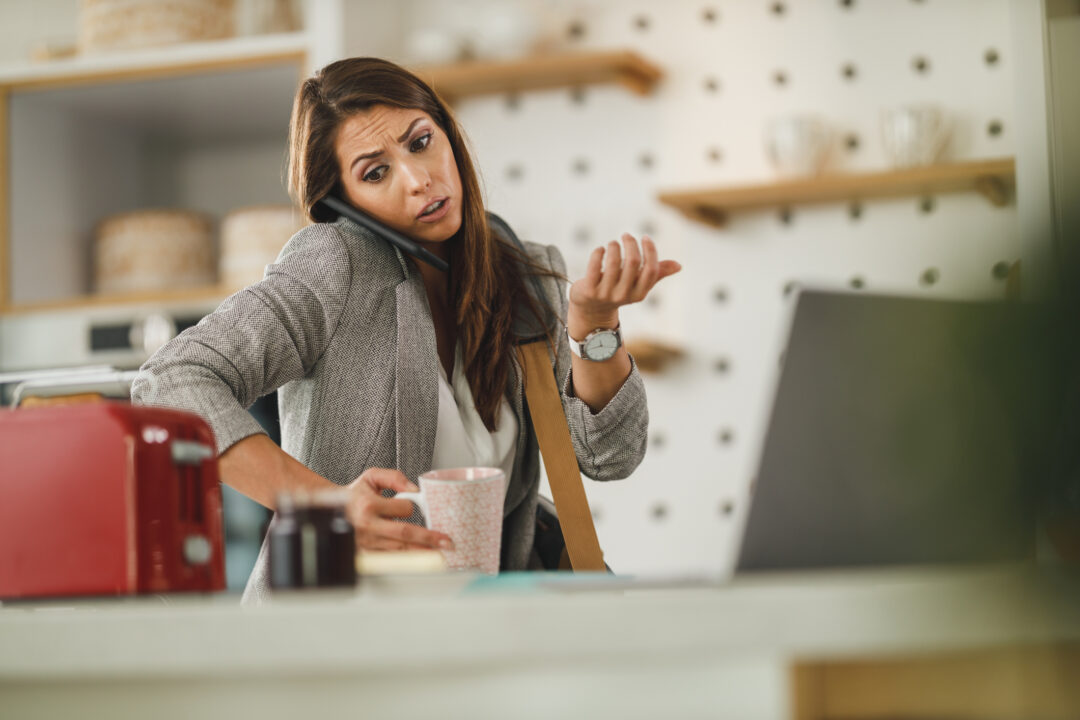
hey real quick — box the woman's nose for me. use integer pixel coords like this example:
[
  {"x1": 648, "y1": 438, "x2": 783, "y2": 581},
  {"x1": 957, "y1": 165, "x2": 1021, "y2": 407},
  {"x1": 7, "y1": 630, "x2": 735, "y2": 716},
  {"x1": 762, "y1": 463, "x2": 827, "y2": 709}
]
[{"x1": 400, "y1": 160, "x2": 432, "y2": 193}]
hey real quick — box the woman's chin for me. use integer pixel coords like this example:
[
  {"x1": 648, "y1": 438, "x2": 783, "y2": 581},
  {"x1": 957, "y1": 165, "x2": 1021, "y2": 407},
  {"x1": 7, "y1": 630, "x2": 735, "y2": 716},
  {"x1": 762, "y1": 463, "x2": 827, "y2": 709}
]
[{"x1": 419, "y1": 218, "x2": 463, "y2": 244}]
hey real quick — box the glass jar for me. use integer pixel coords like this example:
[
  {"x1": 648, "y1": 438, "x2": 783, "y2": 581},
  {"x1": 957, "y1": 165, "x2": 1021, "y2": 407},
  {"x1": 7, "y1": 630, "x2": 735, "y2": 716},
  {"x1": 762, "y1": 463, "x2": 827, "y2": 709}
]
[{"x1": 268, "y1": 489, "x2": 357, "y2": 590}]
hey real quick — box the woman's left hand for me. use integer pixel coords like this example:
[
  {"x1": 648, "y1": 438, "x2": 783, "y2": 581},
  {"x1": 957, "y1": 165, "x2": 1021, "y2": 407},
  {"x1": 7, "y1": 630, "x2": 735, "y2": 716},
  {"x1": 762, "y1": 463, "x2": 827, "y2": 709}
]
[{"x1": 568, "y1": 233, "x2": 681, "y2": 330}]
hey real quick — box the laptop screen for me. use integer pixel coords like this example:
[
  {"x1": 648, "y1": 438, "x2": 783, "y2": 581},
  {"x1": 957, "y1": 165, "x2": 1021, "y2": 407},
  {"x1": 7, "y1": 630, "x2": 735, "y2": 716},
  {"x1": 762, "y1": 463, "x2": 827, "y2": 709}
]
[{"x1": 735, "y1": 290, "x2": 1051, "y2": 572}]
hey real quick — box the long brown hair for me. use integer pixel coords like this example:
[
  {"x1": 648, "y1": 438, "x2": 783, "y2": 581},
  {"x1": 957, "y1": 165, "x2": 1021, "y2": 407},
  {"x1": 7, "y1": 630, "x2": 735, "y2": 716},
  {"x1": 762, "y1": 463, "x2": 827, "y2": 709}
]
[{"x1": 287, "y1": 57, "x2": 556, "y2": 431}]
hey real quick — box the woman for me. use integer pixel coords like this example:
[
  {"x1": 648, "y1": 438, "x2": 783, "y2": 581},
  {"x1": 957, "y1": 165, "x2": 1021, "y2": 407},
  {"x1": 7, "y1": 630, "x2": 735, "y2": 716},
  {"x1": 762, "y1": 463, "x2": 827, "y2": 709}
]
[{"x1": 131, "y1": 57, "x2": 680, "y2": 602}]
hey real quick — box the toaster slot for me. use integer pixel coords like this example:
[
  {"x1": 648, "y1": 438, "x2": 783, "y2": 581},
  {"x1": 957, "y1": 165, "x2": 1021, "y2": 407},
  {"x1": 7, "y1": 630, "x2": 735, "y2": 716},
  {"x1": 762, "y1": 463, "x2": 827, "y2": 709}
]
[
  {"x1": 181, "y1": 465, "x2": 202, "y2": 524},
  {"x1": 171, "y1": 438, "x2": 213, "y2": 526}
]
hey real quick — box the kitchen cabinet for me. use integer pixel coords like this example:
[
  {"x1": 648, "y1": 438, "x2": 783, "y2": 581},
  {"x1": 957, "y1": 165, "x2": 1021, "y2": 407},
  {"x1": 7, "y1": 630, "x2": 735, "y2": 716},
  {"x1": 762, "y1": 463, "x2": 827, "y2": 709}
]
[
  {"x1": 0, "y1": 31, "x2": 313, "y2": 374},
  {"x1": 0, "y1": 33, "x2": 310, "y2": 313},
  {"x1": 0, "y1": 1, "x2": 660, "y2": 372}
]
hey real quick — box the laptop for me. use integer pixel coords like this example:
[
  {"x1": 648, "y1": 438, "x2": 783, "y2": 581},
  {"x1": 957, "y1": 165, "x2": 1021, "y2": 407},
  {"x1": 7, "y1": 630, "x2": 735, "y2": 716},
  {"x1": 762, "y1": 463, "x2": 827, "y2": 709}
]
[{"x1": 734, "y1": 289, "x2": 1043, "y2": 572}]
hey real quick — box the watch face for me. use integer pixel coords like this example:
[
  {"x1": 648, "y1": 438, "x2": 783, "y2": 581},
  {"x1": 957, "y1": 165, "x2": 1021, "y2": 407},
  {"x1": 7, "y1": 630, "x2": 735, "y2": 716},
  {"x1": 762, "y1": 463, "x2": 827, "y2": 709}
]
[{"x1": 584, "y1": 331, "x2": 620, "y2": 361}]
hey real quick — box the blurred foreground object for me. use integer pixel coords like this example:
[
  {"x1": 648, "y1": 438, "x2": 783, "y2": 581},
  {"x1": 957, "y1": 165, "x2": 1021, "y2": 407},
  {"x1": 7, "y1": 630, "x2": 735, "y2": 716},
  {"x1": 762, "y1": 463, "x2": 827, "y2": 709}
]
[
  {"x1": 220, "y1": 205, "x2": 306, "y2": 291},
  {"x1": 268, "y1": 490, "x2": 357, "y2": 590},
  {"x1": 881, "y1": 104, "x2": 951, "y2": 168},
  {"x1": 94, "y1": 209, "x2": 216, "y2": 295},
  {"x1": 793, "y1": 643, "x2": 1080, "y2": 720},
  {"x1": 1038, "y1": 238, "x2": 1080, "y2": 567},
  {"x1": 7, "y1": 368, "x2": 138, "y2": 409},
  {"x1": 356, "y1": 550, "x2": 448, "y2": 575},
  {"x1": 78, "y1": 0, "x2": 236, "y2": 54},
  {"x1": 0, "y1": 402, "x2": 225, "y2": 599}
]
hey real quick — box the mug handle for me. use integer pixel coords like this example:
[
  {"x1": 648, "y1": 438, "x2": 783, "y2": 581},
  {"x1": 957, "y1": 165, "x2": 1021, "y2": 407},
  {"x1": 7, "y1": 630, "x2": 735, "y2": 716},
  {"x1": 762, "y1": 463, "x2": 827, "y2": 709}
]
[{"x1": 394, "y1": 491, "x2": 427, "y2": 518}]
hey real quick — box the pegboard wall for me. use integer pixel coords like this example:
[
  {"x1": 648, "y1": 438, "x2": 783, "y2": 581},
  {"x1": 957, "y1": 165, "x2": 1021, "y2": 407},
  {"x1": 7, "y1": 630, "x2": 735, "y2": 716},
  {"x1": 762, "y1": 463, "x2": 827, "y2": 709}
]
[
  {"x1": 0, "y1": 0, "x2": 1022, "y2": 580},
  {"x1": 443, "y1": 0, "x2": 1020, "y2": 577}
]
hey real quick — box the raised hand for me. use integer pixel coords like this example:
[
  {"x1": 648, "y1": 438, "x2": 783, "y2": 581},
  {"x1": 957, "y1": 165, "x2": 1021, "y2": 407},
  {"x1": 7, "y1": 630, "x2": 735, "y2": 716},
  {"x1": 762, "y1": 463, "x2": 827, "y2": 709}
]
[{"x1": 568, "y1": 233, "x2": 681, "y2": 331}]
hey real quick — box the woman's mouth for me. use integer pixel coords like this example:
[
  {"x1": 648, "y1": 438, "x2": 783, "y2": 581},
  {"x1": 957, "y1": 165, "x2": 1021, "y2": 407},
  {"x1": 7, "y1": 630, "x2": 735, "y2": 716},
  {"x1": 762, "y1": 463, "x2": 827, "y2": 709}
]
[{"x1": 418, "y1": 197, "x2": 450, "y2": 222}]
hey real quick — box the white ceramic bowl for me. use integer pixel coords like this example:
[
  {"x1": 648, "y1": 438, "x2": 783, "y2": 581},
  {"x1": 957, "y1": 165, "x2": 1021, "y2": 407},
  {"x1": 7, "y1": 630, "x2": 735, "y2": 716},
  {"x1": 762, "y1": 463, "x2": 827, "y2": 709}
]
[
  {"x1": 881, "y1": 105, "x2": 950, "y2": 168},
  {"x1": 764, "y1": 115, "x2": 834, "y2": 178}
]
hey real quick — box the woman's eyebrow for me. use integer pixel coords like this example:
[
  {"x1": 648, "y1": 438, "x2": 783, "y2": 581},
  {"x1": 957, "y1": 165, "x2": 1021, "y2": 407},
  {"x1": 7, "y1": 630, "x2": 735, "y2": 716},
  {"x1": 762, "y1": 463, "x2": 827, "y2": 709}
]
[{"x1": 350, "y1": 118, "x2": 426, "y2": 172}]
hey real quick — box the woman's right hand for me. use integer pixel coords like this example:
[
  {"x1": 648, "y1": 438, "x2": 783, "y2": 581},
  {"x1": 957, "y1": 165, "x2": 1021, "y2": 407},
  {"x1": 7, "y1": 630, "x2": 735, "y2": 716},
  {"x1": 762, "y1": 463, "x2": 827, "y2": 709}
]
[{"x1": 346, "y1": 468, "x2": 454, "y2": 552}]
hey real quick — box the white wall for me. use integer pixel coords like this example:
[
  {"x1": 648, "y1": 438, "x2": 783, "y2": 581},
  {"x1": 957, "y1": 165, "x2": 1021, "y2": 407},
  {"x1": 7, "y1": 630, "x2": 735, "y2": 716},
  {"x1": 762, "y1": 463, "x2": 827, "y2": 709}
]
[
  {"x1": 432, "y1": 0, "x2": 1021, "y2": 577},
  {"x1": 0, "y1": 0, "x2": 1026, "y2": 578},
  {"x1": 145, "y1": 136, "x2": 292, "y2": 217},
  {"x1": 0, "y1": 0, "x2": 79, "y2": 66},
  {"x1": 10, "y1": 94, "x2": 144, "y2": 304}
]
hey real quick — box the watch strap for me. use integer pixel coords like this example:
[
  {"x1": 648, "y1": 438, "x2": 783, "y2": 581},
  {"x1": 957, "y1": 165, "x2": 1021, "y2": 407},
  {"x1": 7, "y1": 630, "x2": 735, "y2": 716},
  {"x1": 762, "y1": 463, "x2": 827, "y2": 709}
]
[{"x1": 567, "y1": 331, "x2": 586, "y2": 359}]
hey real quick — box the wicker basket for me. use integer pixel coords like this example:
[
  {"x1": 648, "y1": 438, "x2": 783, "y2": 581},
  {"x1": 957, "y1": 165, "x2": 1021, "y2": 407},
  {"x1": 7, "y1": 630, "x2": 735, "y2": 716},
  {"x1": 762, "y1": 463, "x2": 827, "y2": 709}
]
[
  {"x1": 220, "y1": 205, "x2": 306, "y2": 290},
  {"x1": 78, "y1": 0, "x2": 236, "y2": 54},
  {"x1": 94, "y1": 209, "x2": 216, "y2": 294}
]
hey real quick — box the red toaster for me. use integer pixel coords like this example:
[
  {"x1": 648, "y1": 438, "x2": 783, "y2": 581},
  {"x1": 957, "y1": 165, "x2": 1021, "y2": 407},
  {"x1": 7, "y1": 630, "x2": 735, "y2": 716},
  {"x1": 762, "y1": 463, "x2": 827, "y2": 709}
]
[{"x1": 0, "y1": 401, "x2": 226, "y2": 599}]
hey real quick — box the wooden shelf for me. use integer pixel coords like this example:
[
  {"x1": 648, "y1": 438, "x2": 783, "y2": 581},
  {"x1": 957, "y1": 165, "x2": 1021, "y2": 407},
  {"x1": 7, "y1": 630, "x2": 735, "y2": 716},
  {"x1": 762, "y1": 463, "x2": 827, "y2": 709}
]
[
  {"x1": 657, "y1": 158, "x2": 1016, "y2": 228},
  {"x1": 624, "y1": 337, "x2": 685, "y2": 374},
  {"x1": 3, "y1": 286, "x2": 232, "y2": 315},
  {"x1": 412, "y1": 50, "x2": 663, "y2": 103},
  {"x1": 0, "y1": 32, "x2": 309, "y2": 91}
]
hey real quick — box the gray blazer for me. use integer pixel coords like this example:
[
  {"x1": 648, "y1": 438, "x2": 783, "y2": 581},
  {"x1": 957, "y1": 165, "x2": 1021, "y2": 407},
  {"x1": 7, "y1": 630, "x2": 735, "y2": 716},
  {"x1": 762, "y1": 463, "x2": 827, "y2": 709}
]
[{"x1": 131, "y1": 215, "x2": 648, "y2": 602}]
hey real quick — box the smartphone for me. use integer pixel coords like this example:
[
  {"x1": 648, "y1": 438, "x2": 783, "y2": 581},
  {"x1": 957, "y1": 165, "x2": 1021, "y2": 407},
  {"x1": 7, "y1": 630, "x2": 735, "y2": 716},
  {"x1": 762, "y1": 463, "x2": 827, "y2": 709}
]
[{"x1": 317, "y1": 195, "x2": 449, "y2": 273}]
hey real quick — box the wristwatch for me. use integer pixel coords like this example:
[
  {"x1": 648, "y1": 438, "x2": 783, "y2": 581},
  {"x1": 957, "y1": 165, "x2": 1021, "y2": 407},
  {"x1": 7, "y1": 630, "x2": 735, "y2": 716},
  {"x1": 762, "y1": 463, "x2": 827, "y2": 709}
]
[{"x1": 567, "y1": 324, "x2": 622, "y2": 361}]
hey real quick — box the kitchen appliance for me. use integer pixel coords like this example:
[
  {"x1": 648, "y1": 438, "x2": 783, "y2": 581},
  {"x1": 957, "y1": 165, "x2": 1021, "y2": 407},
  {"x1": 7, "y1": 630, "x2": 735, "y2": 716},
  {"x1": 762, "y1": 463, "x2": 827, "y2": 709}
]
[
  {"x1": 0, "y1": 401, "x2": 226, "y2": 599},
  {"x1": 5, "y1": 367, "x2": 138, "y2": 408},
  {"x1": 0, "y1": 304, "x2": 213, "y2": 391}
]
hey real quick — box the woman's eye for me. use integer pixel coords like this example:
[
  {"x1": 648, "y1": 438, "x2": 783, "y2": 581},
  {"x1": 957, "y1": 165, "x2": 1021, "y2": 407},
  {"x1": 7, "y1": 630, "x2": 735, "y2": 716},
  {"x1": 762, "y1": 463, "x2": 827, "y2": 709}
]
[
  {"x1": 363, "y1": 166, "x2": 387, "y2": 183},
  {"x1": 361, "y1": 134, "x2": 432, "y2": 183},
  {"x1": 411, "y1": 133, "x2": 432, "y2": 152}
]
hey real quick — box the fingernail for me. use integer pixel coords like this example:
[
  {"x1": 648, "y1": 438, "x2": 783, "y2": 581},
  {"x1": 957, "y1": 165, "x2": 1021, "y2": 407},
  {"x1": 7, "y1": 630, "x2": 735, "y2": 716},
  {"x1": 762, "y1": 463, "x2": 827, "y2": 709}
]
[{"x1": 439, "y1": 539, "x2": 454, "y2": 551}]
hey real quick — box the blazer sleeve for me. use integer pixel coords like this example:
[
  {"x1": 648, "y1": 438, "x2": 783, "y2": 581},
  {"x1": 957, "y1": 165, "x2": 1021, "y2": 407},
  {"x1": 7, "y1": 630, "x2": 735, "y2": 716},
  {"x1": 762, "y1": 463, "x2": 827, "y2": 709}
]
[
  {"x1": 541, "y1": 244, "x2": 649, "y2": 481},
  {"x1": 130, "y1": 222, "x2": 354, "y2": 455}
]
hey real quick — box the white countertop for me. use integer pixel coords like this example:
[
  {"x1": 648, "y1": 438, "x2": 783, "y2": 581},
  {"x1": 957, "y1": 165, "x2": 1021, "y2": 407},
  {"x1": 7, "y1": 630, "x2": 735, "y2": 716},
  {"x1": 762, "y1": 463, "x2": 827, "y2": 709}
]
[{"x1": 2, "y1": 564, "x2": 1077, "y2": 682}]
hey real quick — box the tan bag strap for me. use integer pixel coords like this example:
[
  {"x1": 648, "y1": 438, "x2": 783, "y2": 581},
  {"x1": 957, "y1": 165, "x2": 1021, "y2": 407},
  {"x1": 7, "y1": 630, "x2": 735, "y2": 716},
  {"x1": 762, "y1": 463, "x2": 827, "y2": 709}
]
[{"x1": 517, "y1": 340, "x2": 606, "y2": 572}]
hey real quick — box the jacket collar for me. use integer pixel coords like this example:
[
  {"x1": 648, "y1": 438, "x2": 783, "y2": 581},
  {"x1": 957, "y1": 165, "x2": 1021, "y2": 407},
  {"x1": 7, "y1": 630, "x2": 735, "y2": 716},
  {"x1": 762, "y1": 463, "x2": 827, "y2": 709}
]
[
  {"x1": 335, "y1": 215, "x2": 411, "y2": 279},
  {"x1": 339, "y1": 214, "x2": 536, "y2": 480}
]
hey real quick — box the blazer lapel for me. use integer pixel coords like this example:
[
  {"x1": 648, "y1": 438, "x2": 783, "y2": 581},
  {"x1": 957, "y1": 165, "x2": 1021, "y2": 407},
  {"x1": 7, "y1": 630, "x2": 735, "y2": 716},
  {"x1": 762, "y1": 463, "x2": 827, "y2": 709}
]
[
  {"x1": 394, "y1": 271, "x2": 439, "y2": 486},
  {"x1": 389, "y1": 239, "x2": 546, "y2": 501}
]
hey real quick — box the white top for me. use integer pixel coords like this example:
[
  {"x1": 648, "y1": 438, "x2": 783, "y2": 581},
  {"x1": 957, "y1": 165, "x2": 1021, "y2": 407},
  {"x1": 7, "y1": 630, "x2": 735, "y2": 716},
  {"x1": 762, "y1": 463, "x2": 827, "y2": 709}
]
[{"x1": 430, "y1": 343, "x2": 518, "y2": 482}]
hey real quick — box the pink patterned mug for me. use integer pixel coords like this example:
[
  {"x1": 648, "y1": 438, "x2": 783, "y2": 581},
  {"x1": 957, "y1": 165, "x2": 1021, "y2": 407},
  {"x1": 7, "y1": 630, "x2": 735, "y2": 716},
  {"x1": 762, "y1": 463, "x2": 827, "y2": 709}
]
[{"x1": 395, "y1": 467, "x2": 507, "y2": 574}]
